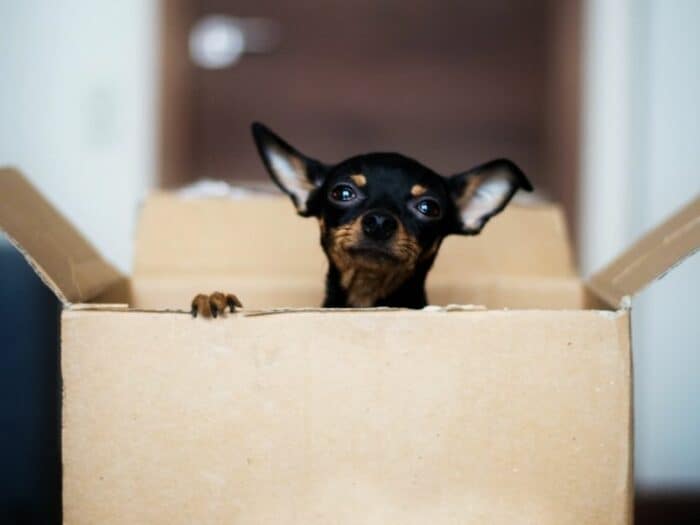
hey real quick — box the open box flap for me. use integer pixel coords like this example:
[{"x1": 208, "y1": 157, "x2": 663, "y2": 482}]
[
  {"x1": 588, "y1": 194, "x2": 700, "y2": 308},
  {"x1": 0, "y1": 167, "x2": 123, "y2": 305},
  {"x1": 133, "y1": 193, "x2": 577, "y2": 281}
]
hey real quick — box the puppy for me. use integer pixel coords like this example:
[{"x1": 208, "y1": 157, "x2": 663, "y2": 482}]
[{"x1": 191, "y1": 122, "x2": 531, "y2": 315}]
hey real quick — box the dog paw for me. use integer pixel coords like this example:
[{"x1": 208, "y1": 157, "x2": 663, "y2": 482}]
[{"x1": 191, "y1": 292, "x2": 242, "y2": 318}]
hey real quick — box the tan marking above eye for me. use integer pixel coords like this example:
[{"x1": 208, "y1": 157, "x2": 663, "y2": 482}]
[
  {"x1": 411, "y1": 184, "x2": 427, "y2": 197},
  {"x1": 350, "y1": 174, "x2": 367, "y2": 187}
]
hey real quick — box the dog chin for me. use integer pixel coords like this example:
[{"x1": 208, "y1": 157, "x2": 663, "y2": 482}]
[{"x1": 345, "y1": 245, "x2": 402, "y2": 266}]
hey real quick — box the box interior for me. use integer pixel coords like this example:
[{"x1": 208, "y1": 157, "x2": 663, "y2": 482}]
[{"x1": 111, "y1": 193, "x2": 593, "y2": 310}]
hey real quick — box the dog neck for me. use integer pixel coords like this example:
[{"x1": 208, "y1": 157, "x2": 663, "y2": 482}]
[{"x1": 323, "y1": 259, "x2": 433, "y2": 308}]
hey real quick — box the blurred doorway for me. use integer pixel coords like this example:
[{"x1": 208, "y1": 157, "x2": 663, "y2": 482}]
[{"x1": 161, "y1": 0, "x2": 582, "y2": 235}]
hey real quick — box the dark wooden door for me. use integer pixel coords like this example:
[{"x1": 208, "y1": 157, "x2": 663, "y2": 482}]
[{"x1": 161, "y1": 0, "x2": 581, "y2": 235}]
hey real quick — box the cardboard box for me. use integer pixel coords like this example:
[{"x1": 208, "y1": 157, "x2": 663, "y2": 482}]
[{"x1": 1, "y1": 167, "x2": 698, "y2": 524}]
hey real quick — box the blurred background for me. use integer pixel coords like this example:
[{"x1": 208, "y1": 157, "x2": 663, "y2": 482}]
[{"x1": 0, "y1": 0, "x2": 698, "y2": 522}]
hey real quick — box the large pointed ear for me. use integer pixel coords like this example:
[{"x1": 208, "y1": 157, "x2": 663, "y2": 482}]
[
  {"x1": 448, "y1": 158, "x2": 533, "y2": 235},
  {"x1": 251, "y1": 122, "x2": 328, "y2": 216}
]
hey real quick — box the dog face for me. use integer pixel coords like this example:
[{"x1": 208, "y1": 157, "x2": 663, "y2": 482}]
[
  {"x1": 308, "y1": 154, "x2": 451, "y2": 279},
  {"x1": 252, "y1": 122, "x2": 532, "y2": 305}
]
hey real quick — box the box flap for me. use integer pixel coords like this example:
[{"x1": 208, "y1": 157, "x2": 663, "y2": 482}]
[
  {"x1": 133, "y1": 193, "x2": 576, "y2": 281},
  {"x1": 588, "y1": 194, "x2": 700, "y2": 308},
  {"x1": 0, "y1": 167, "x2": 123, "y2": 305}
]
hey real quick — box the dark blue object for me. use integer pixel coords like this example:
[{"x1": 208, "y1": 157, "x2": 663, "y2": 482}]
[{"x1": 0, "y1": 243, "x2": 60, "y2": 524}]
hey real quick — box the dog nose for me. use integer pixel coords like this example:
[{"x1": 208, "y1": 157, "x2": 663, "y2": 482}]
[{"x1": 362, "y1": 211, "x2": 398, "y2": 241}]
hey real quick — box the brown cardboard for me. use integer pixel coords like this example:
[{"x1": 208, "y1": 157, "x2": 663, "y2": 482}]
[
  {"x1": 62, "y1": 309, "x2": 631, "y2": 525},
  {"x1": 0, "y1": 167, "x2": 122, "y2": 304},
  {"x1": 588, "y1": 195, "x2": 700, "y2": 307},
  {"x1": 2, "y1": 167, "x2": 696, "y2": 524}
]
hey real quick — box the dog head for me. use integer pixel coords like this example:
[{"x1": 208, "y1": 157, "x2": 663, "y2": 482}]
[{"x1": 252, "y1": 122, "x2": 532, "y2": 303}]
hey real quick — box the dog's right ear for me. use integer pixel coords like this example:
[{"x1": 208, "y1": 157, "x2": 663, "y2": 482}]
[{"x1": 251, "y1": 122, "x2": 328, "y2": 216}]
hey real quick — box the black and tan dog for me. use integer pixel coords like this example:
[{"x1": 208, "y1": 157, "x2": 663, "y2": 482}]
[{"x1": 191, "y1": 123, "x2": 532, "y2": 316}]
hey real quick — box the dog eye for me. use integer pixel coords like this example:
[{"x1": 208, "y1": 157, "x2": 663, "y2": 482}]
[
  {"x1": 415, "y1": 198, "x2": 441, "y2": 218},
  {"x1": 330, "y1": 184, "x2": 357, "y2": 203}
]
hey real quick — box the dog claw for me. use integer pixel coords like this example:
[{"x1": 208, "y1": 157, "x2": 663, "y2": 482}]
[
  {"x1": 191, "y1": 292, "x2": 243, "y2": 318},
  {"x1": 226, "y1": 293, "x2": 242, "y2": 309}
]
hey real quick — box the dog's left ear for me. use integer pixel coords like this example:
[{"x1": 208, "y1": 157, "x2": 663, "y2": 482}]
[
  {"x1": 448, "y1": 159, "x2": 533, "y2": 235},
  {"x1": 251, "y1": 122, "x2": 328, "y2": 216}
]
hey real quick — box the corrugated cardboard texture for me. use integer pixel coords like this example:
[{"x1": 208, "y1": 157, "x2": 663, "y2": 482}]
[
  {"x1": 589, "y1": 194, "x2": 700, "y2": 307},
  {"x1": 132, "y1": 194, "x2": 580, "y2": 309},
  {"x1": 62, "y1": 309, "x2": 632, "y2": 524},
  {"x1": 0, "y1": 168, "x2": 122, "y2": 304}
]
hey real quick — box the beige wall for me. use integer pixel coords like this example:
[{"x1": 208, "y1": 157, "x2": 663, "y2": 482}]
[{"x1": 0, "y1": 0, "x2": 160, "y2": 272}]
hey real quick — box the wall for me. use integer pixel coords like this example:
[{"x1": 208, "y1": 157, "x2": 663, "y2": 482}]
[
  {"x1": 581, "y1": 0, "x2": 700, "y2": 491},
  {"x1": 0, "y1": 0, "x2": 159, "y2": 272}
]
